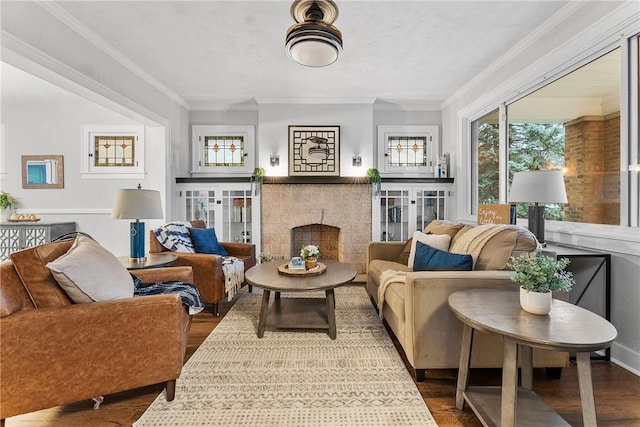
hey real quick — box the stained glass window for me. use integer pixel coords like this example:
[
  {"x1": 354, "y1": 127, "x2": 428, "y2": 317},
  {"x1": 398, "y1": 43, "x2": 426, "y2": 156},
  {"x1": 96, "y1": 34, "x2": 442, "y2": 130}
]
[
  {"x1": 204, "y1": 136, "x2": 245, "y2": 167},
  {"x1": 386, "y1": 136, "x2": 428, "y2": 167},
  {"x1": 94, "y1": 135, "x2": 135, "y2": 167}
]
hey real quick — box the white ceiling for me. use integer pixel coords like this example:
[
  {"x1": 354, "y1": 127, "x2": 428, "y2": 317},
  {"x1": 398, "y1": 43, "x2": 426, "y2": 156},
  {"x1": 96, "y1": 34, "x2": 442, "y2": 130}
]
[{"x1": 2, "y1": 0, "x2": 574, "y2": 109}]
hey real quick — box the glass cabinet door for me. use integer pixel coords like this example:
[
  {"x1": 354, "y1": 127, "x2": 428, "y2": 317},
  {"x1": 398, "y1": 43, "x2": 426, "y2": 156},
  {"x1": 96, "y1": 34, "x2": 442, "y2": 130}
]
[
  {"x1": 415, "y1": 189, "x2": 446, "y2": 232},
  {"x1": 221, "y1": 189, "x2": 252, "y2": 243},
  {"x1": 184, "y1": 189, "x2": 217, "y2": 227},
  {"x1": 379, "y1": 189, "x2": 410, "y2": 241}
]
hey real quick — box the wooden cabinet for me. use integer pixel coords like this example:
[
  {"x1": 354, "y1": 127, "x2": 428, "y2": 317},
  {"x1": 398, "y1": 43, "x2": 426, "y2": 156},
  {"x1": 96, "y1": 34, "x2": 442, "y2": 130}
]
[
  {"x1": 372, "y1": 183, "x2": 451, "y2": 242},
  {"x1": 176, "y1": 182, "x2": 260, "y2": 250},
  {"x1": 0, "y1": 221, "x2": 76, "y2": 261}
]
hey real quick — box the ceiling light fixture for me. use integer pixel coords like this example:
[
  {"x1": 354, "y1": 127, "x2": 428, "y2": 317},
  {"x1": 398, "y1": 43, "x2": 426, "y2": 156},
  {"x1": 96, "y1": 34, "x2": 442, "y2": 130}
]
[{"x1": 285, "y1": 0, "x2": 343, "y2": 67}]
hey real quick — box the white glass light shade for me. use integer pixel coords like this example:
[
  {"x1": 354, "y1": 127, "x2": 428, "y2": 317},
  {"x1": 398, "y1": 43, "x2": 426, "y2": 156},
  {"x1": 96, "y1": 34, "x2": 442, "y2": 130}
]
[
  {"x1": 286, "y1": 23, "x2": 342, "y2": 67},
  {"x1": 509, "y1": 170, "x2": 568, "y2": 204},
  {"x1": 112, "y1": 189, "x2": 163, "y2": 220},
  {"x1": 289, "y1": 38, "x2": 339, "y2": 67}
]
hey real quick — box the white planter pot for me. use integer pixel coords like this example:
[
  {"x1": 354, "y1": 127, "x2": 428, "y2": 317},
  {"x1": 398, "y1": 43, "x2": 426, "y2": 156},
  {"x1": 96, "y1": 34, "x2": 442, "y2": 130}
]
[{"x1": 519, "y1": 287, "x2": 552, "y2": 315}]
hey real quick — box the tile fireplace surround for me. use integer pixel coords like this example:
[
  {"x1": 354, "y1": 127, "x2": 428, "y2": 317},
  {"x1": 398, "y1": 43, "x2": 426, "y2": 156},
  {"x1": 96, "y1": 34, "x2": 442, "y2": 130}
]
[{"x1": 261, "y1": 183, "x2": 372, "y2": 274}]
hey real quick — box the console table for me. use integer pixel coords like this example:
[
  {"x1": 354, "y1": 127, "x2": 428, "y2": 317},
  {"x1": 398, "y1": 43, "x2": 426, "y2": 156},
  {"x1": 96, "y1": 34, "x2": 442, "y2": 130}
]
[
  {"x1": 0, "y1": 221, "x2": 76, "y2": 261},
  {"x1": 449, "y1": 289, "x2": 617, "y2": 427}
]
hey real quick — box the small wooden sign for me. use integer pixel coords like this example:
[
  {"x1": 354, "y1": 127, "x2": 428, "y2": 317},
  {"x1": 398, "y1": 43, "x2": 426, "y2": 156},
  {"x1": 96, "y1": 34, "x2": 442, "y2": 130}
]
[{"x1": 477, "y1": 204, "x2": 515, "y2": 225}]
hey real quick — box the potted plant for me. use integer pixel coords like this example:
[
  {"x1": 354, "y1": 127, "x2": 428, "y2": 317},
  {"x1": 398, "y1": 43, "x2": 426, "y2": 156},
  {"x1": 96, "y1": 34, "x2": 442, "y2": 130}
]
[
  {"x1": 507, "y1": 251, "x2": 575, "y2": 315},
  {"x1": 365, "y1": 168, "x2": 381, "y2": 197},
  {"x1": 0, "y1": 191, "x2": 19, "y2": 221},
  {"x1": 300, "y1": 244, "x2": 321, "y2": 270},
  {"x1": 252, "y1": 167, "x2": 265, "y2": 195}
]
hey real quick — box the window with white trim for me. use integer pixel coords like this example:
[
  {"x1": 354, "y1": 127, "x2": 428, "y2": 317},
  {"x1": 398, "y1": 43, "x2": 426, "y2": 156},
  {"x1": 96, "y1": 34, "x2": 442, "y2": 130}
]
[
  {"x1": 377, "y1": 125, "x2": 438, "y2": 176},
  {"x1": 191, "y1": 125, "x2": 255, "y2": 175},
  {"x1": 468, "y1": 36, "x2": 639, "y2": 227},
  {"x1": 81, "y1": 125, "x2": 145, "y2": 179}
]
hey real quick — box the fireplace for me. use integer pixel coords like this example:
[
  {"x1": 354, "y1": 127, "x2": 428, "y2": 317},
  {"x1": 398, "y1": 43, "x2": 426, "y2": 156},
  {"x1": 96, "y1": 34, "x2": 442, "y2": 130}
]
[
  {"x1": 261, "y1": 183, "x2": 371, "y2": 274},
  {"x1": 291, "y1": 224, "x2": 340, "y2": 260}
]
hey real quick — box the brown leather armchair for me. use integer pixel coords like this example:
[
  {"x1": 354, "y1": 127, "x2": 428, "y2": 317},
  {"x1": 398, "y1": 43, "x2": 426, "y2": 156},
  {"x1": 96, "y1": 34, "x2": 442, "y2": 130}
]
[
  {"x1": 149, "y1": 220, "x2": 256, "y2": 315},
  {"x1": 0, "y1": 239, "x2": 193, "y2": 426}
]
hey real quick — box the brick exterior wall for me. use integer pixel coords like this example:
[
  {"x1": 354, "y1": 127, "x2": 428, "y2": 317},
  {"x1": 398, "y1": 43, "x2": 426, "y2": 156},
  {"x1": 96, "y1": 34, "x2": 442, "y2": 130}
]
[{"x1": 564, "y1": 114, "x2": 619, "y2": 225}]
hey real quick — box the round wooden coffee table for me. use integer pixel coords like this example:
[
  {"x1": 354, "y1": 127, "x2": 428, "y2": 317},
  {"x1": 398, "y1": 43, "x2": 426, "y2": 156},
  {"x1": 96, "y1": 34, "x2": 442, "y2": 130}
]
[{"x1": 245, "y1": 259, "x2": 356, "y2": 339}]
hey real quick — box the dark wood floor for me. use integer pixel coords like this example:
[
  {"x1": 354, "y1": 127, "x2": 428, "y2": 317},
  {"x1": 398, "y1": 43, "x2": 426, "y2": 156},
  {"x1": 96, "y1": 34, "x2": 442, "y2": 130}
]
[{"x1": 7, "y1": 287, "x2": 640, "y2": 426}]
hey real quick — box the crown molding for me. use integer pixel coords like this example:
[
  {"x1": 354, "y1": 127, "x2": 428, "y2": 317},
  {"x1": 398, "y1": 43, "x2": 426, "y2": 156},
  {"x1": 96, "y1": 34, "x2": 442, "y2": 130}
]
[
  {"x1": 255, "y1": 97, "x2": 377, "y2": 105},
  {"x1": 441, "y1": 1, "x2": 589, "y2": 111},
  {"x1": 35, "y1": 1, "x2": 190, "y2": 110},
  {"x1": 454, "y1": 0, "x2": 639, "y2": 120},
  {"x1": 187, "y1": 96, "x2": 440, "y2": 111}
]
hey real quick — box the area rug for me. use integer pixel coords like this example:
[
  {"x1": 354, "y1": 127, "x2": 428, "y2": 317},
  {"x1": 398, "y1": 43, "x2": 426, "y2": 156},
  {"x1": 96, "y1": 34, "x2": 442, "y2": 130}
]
[{"x1": 134, "y1": 286, "x2": 437, "y2": 426}]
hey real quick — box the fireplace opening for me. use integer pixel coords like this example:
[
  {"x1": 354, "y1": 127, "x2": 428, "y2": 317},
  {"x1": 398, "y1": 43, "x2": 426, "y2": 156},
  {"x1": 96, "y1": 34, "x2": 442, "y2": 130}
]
[{"x1": 291, "y1": 224, "x2": 340, "y2": 260}]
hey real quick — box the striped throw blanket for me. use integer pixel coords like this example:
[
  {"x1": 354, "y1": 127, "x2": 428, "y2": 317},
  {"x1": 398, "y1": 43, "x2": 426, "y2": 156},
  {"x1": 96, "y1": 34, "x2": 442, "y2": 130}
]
[
  {"x1": 154, "y1": 222, "x2": 195, "y2": 253},
  {"x1": 222, "y1": 257, "x2": 245, "y2": 301},
  {"x1": 132, "y1": 274, "x2": 204, "y2": 315}
]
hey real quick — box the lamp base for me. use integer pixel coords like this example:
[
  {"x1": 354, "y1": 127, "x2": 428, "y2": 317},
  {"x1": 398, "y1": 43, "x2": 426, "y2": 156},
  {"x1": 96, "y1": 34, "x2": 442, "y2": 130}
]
[
  {"x1": 527, "y1": 205, "x2": 546, "y2": 244},
  {"x1": 130, "y1": 221, "x2": 146, "y2": 261}
]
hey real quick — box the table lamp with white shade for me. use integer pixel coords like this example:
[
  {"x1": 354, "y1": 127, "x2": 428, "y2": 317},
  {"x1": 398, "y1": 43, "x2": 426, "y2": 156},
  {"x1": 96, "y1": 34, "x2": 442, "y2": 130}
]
[
  {"x1": 508, "y1": 170, "x2": 567, "y2": 245},
  {"x1": 112, "y1": 186, "x2": 163, "y2": 262}
]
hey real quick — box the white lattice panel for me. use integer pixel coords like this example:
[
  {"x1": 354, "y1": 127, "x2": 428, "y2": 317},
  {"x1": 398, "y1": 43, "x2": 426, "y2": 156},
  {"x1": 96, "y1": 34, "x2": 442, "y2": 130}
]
[
  {"x1": 0, "y1": 227, "x2": 21, "y2": 261},
  {"x1": 24, "y1": 227, "x2": 47, "y2": 247}
]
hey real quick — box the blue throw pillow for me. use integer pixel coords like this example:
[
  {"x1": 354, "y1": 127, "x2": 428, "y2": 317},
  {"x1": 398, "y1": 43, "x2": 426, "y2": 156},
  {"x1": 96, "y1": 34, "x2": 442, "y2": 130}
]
[
  {"x1": 188, "y1": 227, "x2": 229, "y2": 256},
  {"x1": 413, "y1": 241, "x2": 473, "y2": 271}
]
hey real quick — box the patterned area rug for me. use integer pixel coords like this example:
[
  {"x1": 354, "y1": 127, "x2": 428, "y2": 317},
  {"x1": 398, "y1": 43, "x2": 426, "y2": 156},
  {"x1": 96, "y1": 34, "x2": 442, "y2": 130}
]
[{"x1": 134, "y1": 286, "x2": 437, "y2": 426}]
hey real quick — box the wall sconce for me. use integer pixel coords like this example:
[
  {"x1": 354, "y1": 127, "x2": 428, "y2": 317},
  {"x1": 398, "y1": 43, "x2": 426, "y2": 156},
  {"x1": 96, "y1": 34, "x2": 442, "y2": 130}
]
[
  {"x1": 352, "y1": 156, "x2": 362, "y2": 167},
  {"x1": 270, "y1": 154, "x2": 280, "y2": 167}
]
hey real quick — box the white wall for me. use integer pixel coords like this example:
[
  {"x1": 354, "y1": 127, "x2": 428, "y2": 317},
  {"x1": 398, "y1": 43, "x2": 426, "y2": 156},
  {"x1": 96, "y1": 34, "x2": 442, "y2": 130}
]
[
  {"x1": 442, "y1": 1, "x2": 640, "y2": 374},
  {"x1": 1, "y1": 102, "x2": 167, "y2": 255},
  {"x1": 258, "y1": 103, "x2": 374, "y2": 177}
]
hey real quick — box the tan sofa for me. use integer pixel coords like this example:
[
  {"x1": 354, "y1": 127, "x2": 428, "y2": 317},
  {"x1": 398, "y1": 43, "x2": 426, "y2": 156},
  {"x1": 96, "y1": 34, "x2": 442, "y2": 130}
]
[
  {"x1": 149, "y1": 220, "x2": 256, "y2": 315},
  {"x1": 366, "y1": 221, "x2": 568, "y2": 381},
  {"x1": 0, "y1": 239, "x2": 193, "y2": 425}
]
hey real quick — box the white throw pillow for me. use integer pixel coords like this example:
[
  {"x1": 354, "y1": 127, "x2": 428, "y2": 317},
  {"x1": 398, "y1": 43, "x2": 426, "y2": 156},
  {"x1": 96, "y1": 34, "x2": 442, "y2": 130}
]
[
  {"x1": 407, "y1": 230, "x2": 452, "y2": 268},
  {"x1": 46, "y1": 235, "x2": 134, "y2": 303}
]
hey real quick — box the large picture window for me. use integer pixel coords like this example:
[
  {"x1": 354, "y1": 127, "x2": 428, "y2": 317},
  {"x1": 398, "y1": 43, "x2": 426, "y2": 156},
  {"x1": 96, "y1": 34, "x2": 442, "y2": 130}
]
[
  {"x1": 507, "y1": 48, "x2": 621, "y2": 225},
  {"x1": 469, "y1": 35, "x2": 640, "y2": 229}
]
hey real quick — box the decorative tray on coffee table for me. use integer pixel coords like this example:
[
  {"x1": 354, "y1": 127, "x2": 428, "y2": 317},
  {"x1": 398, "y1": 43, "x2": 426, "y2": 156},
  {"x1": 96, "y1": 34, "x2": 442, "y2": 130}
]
[{"x1": 278, "y1": 262, "x2": 327, "y2": 276}]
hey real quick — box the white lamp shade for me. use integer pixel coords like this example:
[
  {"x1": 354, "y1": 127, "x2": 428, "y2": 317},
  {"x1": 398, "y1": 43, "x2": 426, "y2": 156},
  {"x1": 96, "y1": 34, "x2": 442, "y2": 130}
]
[
  {"x1": 509, "y1": 170, "x2": 568, "y2": 204},
  {"x1": 112, "y1": 189, "x2": 163, "y2": 220}
]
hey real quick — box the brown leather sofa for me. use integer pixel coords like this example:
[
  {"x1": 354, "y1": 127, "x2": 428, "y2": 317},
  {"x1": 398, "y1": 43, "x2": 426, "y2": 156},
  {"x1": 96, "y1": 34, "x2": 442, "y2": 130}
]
[
  {"x1": 149, "y1": 220, "x2": 256, "y2": 315},
  {"x1": 0, "y1": 239, "x2": 193, "y2": 425},
  {"x1": 367, "y1": 221, "x2": 568, "y2": 381}
]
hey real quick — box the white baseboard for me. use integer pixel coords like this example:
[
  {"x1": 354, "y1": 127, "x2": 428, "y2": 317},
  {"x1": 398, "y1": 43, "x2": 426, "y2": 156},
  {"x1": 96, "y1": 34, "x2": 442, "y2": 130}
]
[{"x1": 611, "y1": 342, "x2": 640, "y2": 377}]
